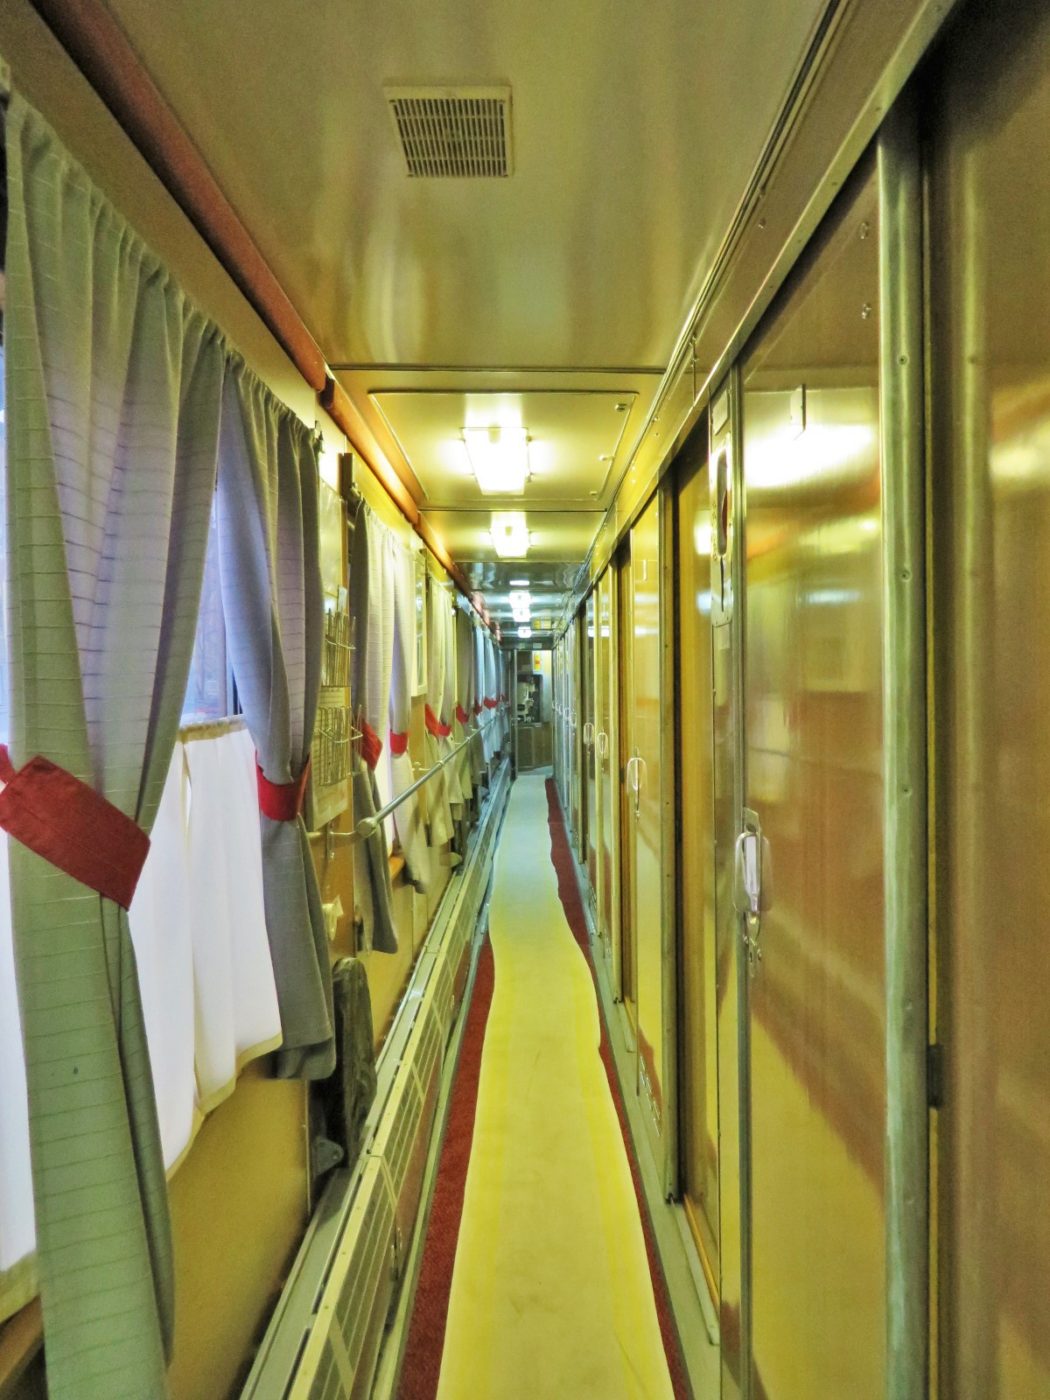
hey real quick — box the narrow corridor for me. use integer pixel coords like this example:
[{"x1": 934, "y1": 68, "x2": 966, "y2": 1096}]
[{"x1": 403, "y1": 774, "x2": 682, "y2": 1398}]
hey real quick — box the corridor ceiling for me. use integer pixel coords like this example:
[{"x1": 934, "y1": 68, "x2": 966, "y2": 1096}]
[{"x1": 99, "y1": 0, "x2": 828, "y2": 635}]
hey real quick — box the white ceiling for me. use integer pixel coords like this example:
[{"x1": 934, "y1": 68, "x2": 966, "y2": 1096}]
[
  {"x1": 100, "y1": 0, "x2": 829, "y2": 602},
  {"x1": 371, "y1": 389, "x2": 639, "y2": 507}
]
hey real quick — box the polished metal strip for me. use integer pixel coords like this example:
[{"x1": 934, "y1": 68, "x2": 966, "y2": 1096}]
[
  {"x1": 728, "y1": 365, "x2": 753, "y2": 1400},
  {"x1": 878, "y1": 92, "x2": 929, "y2": 1399},
  {"x1": 608, "y1": 563, "x2": 625, "y2": 1005},
  {"x1": 338, "y1": 712, "x2": 504, "y2": 842},
  {"x1": 658, "y1": 479, "x2": 681, "y2": 1201}
]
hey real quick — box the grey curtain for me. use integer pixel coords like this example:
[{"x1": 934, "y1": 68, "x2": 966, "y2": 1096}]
[
  {"x1": 348, "y1": 502, "x2": 398, "y2": 953},
  {"x1": 217, "y1": 366, "x2": 333, "y2": 1079},
  {"x1": 4, "y1": 94, "x2": 226, "y2": 1398},
  {"x1": 389, "y1": 540, "x2": 430, "y2": 890}
]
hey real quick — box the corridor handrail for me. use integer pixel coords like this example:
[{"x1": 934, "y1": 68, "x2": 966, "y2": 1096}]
[{"x1": 339, "y1": 708, "x2": 505, "y2": 842}]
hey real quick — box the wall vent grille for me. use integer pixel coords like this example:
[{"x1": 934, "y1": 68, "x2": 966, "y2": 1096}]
[
  {"x1": 289, "y1": 1158, "x2": 394, "y2": 1399},
  {"x1": 414, "y1": 1003, "x2": 443, "y2": 1095},
  {"x1": 374, "y1": 1071, "x2": 423, "y2": 1200},
  {"x1": 386, "y1": 86, "x2": 512, "y2": 177}
]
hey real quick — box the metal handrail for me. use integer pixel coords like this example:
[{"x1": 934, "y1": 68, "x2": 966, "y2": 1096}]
[{"x1": 338, "y1": 707, "x2": 505, "y2": 842}]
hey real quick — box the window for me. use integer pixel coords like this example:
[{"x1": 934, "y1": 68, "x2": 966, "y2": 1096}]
[{"x1": 181, "y1": 500, "x2": 234, "y2": 723}]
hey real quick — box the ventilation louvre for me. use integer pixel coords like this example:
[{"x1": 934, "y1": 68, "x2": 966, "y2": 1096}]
[
  {"x1": 386, "y1": 86, "x2": 512, "y2": 178},
  {"x1": 289, "y1": 1159, "x2": 395, "y2": 1399}
]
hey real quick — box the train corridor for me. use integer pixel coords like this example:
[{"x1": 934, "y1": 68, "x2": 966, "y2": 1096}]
[{"x1": 400, "y1": 773, "x2": 685, "y2": 1399}]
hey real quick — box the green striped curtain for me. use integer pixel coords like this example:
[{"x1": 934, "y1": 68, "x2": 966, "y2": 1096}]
[{"x1": 5, "y1": 93, "x2": 227, "y2": 1398}]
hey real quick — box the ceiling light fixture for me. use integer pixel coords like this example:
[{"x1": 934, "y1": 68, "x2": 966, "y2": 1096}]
[
  {"x1": 508, "y1": 590, "x2": 531, "y2": 610},
  {"x1": 509, "y1": 578, "x2": 529, "y2": 587},
  {"x1": 464, "y1": 426, "x2": 530, "y2": 495},
  {"x1": 517, "y1": 626, "x2": 533, "y2": 638},
  {"x1": 491, "y1": 511, "x2": 530, "y2": 559}
]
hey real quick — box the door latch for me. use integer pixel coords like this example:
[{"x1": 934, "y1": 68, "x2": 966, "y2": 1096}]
[{"x1": 734, "y1": 808, "x2": 772, "y2": 974}]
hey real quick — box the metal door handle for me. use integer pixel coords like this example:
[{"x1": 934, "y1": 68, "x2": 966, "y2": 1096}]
[
  {"x1": 733, "y1": 828, "x2": 773, "y2": 915},
  {"x1": 596, "y1": 730, "x2": 609, "y2": 759},
  {"x1": 734, "y1": 812, "x2": 773, "y2": 974},
  {"x1": 583, "y1": 721, "x2": 595, "y2": 748},
  {"x1": 624, "y1": 753, "x2": 644, "y2": 819}
]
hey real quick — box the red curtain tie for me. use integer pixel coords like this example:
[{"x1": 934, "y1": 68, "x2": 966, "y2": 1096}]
[
  {"x1": 483, "y1": 696, "x2": 498, "y2": 710},
  {"x1": 455, "y1": 704, "x2": 470, "y2": 726},
  {"x1": 0, "y1": 745, "x2": 150, "y2": 909},
  {"x1": 425, "y1": 705, "x2": 452, "y2": 739},
  {"x1": 256, "y1": 755, "x2": 311, "y2": 822},
  {"x1": 473, "y1": 701, "x2": 483, "y2": 717},
  {"x1": 360, "y1": 721, "x2": 383, "y2": 771},
  {"x1": 389, "y1": 730, "x2": 409, "y2": 757}
]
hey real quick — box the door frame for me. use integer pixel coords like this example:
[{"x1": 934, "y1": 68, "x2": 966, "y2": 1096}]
[
  {"x1": 723, "y1": 99, "x2": 930, "y2": 1397},
  {"x1": 878, "y1": 90, "x2": 930, "y2": 1397}
]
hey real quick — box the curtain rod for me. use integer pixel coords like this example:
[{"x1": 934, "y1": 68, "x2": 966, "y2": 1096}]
[
  {"x1": 335, "y1": 711, "x2": 505, "y2": 844},
  {"x1": 26, "y1": 0, "x2": 492, "y2": 634}
]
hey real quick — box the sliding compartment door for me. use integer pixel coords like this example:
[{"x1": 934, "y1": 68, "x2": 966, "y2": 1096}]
[
  {"x1": 617, "y1": 545, "x2": 638, "y2": 1028},
  {"x1": 594, "y1": 569, "x2": 618, "y2": 968},
  {"x1": 675, "y1": 427, "x2": 720, "y2": 1302},
  {"x1": 621, "y1": 493, "x2": 668, "y2": 1139},
  {"x1": 582, "y1": 594, "x2": 598, "y2": 889},
  {"x1": 741, "y1": 160, "x2": 887, "y2": 1398}
]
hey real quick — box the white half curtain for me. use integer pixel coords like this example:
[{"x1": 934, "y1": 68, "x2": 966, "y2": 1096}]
[
  {"x1": 453, "y1": 607, "x2": 476, "y2": 803},
  {"x1": 127, "y1": 742, "x2": 196, "y2": 1173},
  {"x1": 0, "y1": 334, "x2": 32, "y2": 1327},
  {"x1": 473, "y1": 624, "x2": 489, "y2": 775},
  {"x1": 349, "y1": 504, "x2": 398, "y2": 952},
  {"x1": 216, "y1": 367, "x2": 333, "y2": 1079},
  {"x1": 389, "y1": 542, "x2": 430, "y2": 889},
  {"x1": 425, "y1": 579, "x2": 455, "y2": 846},
  {"x1": 184, "y1": 728, "x2": 283, "y2": 1110},
  {"x1": 0, "y1": 727, "x2": 281, "y2": 1328},
  {"x1": 442, "y1": 593, "x2": 464, "y2": 808},
  {"x1": 5, "y1": 93, "x2": 227, "y2": 1396}
]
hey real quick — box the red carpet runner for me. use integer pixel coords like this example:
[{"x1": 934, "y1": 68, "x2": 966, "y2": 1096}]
[{"x1": 398, "y1": 779, "x2": 689, "y2": 1398}]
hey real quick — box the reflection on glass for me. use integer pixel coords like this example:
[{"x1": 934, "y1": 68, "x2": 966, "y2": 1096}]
[
  {"x1": 181, "y1": 501, "x2": 231, "y2": 724},
  {"x1": 742, "y1": 165, "x2": 885, "y2": 1398}
]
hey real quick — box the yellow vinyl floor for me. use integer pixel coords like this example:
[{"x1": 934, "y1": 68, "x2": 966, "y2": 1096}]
[{"x1": 437, "y1": 774, "x2": 673, "y2": 1400}]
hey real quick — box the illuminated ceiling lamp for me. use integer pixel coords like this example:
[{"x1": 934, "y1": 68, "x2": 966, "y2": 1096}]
[
  {"x1": 464, "y1": 426, "x2": 530, "y2": 495},
  {"x1": 491, "y1": 511, "x2": 530, "y2": 559},
  {"x1": 509, "y1": 588, "x2": 531, "y2": 624},
  {"x1": 517, "y1": 626, "x2": 533, "y2": 638}
]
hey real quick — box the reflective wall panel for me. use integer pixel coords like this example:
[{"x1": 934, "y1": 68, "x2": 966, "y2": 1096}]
[
  {"x1": 930, "y1": 2, "x2": 1050, "y2": 1392},
  {"x1": 742, "y1": 161, "x2": 885, "y2": 1398},
  {"x1": 582, "y1": 594, "x2": 598, "y2": 883},
  {"x1": 632, "y1": 493, "x2": 665, "y2": 1128}
]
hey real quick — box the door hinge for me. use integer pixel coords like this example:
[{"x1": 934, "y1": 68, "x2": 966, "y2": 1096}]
[{"x1": 927, "y1": 1042, "x2": 944, "y2": 1110}]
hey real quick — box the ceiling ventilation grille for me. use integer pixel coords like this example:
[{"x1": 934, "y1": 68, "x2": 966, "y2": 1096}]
[{"x1": 386, "y1": 86, "x2": 512, "y2": 178}]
